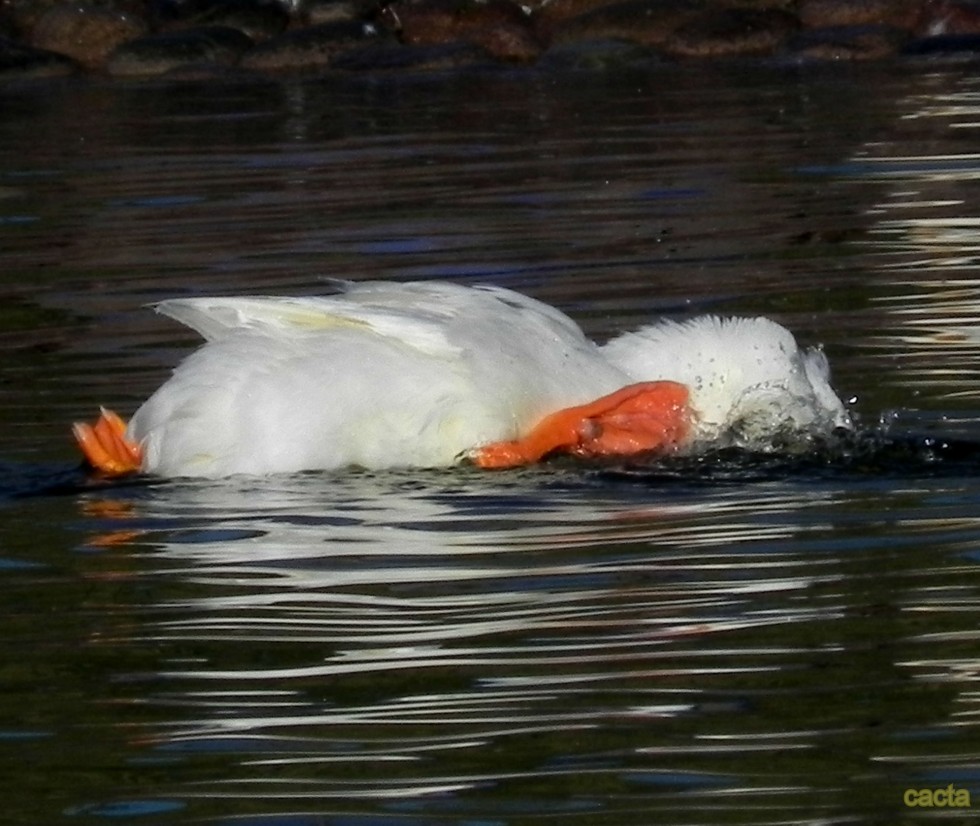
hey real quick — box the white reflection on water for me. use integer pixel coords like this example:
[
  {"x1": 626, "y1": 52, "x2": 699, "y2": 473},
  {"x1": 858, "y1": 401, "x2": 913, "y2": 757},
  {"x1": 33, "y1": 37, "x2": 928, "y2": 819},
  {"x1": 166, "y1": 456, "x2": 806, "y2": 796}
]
[
  {"x1": 77, "y1": 471, "x2": 846, "y2": 750},
  {"x1": 843, "y1": 74, "x2": 980, "y2": 401},
  {"x1": 899, "y1": 88, "x2": 980, "y2": 127},
  {"x1": 71, "y1": 454, "x2": 980, "y2": 822}
]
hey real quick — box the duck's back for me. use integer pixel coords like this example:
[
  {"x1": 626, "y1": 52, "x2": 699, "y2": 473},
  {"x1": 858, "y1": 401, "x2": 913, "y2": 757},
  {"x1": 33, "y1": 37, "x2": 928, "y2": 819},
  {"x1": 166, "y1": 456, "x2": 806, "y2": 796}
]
[{"x1": 130, "y1": 282, "x2": 626, "y2": 476}]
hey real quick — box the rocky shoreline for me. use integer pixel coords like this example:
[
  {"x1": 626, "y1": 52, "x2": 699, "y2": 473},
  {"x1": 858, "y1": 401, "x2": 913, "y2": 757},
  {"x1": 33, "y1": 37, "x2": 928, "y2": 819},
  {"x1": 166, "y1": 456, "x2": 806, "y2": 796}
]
[{"x1": 2, "y1": 0, "x2": 980, "y2": 79}]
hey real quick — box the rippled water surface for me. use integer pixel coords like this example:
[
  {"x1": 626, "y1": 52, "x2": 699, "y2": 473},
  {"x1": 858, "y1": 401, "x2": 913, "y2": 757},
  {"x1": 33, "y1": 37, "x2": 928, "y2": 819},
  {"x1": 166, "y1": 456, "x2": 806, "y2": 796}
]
[{"x1": 3, "y1": 63, "x2": 980, "y2": 824}]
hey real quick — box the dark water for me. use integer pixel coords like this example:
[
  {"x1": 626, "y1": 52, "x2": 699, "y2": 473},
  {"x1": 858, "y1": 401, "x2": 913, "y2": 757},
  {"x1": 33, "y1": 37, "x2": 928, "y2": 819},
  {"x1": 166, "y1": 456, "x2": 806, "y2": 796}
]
[{"x1": 3, "y1": 63, "x2": 980, "y2": 824}]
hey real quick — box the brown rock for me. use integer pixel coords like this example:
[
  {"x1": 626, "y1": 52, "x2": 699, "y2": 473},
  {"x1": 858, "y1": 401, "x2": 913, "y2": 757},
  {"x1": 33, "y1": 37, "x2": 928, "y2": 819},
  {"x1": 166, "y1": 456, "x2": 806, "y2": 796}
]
[
  {"x1": 664, "y1": 6, "x2": 799, "y2": 56},
  {"x1": 381, "y1": 0, "x2": 541, "y2": 60},
  {"x1": 714, "y1": 0, "x2": 795, "y2": 8},
  {"x1": 534, "y1": 0, "x2": 631, "y2": 38},
  {"x1": 799, "y1": 0, "x2": 921, "y2": 30},
  {"x1": 305, "y1": 0, "x2": 381, "y2": 25},
  {"x1": 383, "y1": 0, "x2": 527, "y2": 43},
  {"x1": 31, "y1": 3, "x2": 147, "y2": 68},
  {"x1": 547, "y1": 0, "x2": 703, "y2": 47},
  {"x1": 239, "y1": 19, "x2": 388, "y2": 70},
  {"x1": 107, "y1": 25, "x2": 253, "y2": 75},
  {"x1": 159, "y1": 0, "x2": 290, "y2": 42},
  {"x1": 470, "y1": 20, "x2": 542, "y2": 60}
]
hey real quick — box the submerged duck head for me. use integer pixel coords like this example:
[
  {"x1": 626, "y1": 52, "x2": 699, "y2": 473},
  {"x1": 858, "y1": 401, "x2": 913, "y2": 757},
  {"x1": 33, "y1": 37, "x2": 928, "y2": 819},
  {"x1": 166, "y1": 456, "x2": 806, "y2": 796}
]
[{"x1": 602, "y1": 315, "x2": 851, "y2": 450}]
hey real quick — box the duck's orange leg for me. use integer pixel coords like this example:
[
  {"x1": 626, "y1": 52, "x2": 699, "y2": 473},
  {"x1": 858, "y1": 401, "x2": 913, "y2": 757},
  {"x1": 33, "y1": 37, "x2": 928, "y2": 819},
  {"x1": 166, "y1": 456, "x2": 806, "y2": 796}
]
[
  {"x1": 472, "y1": 381, "x2": 691, "y2": 469},
  {"x1": 72, "y1": 407, "x2": 143, "y2": 475}
]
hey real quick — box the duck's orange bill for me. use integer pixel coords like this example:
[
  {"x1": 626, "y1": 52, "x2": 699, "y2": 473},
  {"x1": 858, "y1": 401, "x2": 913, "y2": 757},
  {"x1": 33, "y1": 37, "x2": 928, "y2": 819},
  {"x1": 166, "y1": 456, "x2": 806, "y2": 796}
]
[
  {"x1": 72, "y1": 408, "x2": 143, "y2": 475},
  {"x1": 472, "y1": 381, "x2": 691, "y2": 469}
]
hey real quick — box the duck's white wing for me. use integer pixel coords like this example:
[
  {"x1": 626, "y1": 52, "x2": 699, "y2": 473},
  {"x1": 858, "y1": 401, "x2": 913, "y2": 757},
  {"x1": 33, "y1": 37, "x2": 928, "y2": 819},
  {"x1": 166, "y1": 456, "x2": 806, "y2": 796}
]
[
  {"x1": 152, "y1": 281, "x2": 587, "y2": 359},
  {"x1": 153, "y1": 294, "x2": 459, "y2": 358},
  {"x1": 338, "y1": 280, "x2": 587, "y2": 338}
]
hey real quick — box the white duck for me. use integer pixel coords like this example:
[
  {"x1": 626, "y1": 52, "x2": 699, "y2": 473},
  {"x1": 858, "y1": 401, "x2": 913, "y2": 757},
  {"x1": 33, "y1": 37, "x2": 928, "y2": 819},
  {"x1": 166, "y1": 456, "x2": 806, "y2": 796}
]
[{"x1": 73, "y1": 280, "x2": 850, "y2": 478}]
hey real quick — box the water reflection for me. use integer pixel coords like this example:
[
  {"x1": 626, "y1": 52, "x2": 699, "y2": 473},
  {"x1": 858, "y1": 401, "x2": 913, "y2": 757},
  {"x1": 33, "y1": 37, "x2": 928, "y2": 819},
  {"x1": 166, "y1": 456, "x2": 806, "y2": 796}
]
[
  {"x1": 848, "y1": 73, "x2": 980, "y2": 401},
  {"x1": 4, "y1": 65, "x2": 980, "y2": 825},
  {"x1": 79, "y1": 471, "x2": 846, "y2": 682},
  {"x1": 60, "y1": 460, "x2": 980, "y2": 822}
]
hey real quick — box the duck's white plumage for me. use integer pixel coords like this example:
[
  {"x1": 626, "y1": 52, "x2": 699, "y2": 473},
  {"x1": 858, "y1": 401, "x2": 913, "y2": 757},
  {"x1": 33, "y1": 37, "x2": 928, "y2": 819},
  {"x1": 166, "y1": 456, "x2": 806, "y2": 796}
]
[
  {"x1": 130, "y1": 282, "x2": 630, "y2": 477},
  {"x1": 123, "y1": 281, "x2": 850, "y2": 477}
]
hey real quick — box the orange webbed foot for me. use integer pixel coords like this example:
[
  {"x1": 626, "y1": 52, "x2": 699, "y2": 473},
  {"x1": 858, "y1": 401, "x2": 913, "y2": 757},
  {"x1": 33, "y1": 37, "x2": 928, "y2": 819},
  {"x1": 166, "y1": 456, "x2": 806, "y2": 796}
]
[
  {"x1": 73, "y1": 407, "x2": 143, "y2": 476},
  {"x1": 570, "y1": 380, "x2": 690, "y2": 459},
  {"x1": 472, "y1": 381, "x2": 691, "y2": 469}
]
